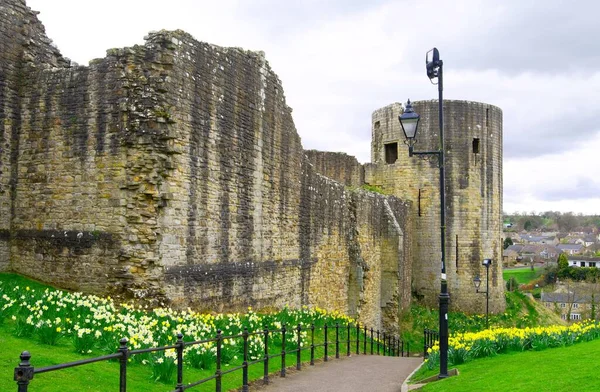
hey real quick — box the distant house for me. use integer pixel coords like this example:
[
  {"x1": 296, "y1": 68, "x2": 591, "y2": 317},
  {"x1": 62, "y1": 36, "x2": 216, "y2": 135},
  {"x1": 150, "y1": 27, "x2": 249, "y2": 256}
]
[
  {"x1": 540, "y1": 246, "x2": 560, "y2": 260},
  {"x1": 541, "y1": 285, "x2": 598, "y2": 321},
  {"x1": 572, "y1": 227, "x2": 596, "y2": 235},
  {"x1": 557, "y1": 244, "x2": 584, "y2": 255},
  {"x1": 567, "y1": 256, "x2": 600, "y2": 268},
  {"x1": 503, "y1": 248, "x2": 520, "y2": 265},
  {"x1": 583, "y1": 235, "x2": 597, "y2": 247},
  {"x1": 503, "y1": 244, "x2": 559, "y2": 264},
  {"x1": 569, "y1": 236, "x2": 596, "y2": 247},
  {"x1": 521, "y1": 234, "x2": 558, "y2": 246}
]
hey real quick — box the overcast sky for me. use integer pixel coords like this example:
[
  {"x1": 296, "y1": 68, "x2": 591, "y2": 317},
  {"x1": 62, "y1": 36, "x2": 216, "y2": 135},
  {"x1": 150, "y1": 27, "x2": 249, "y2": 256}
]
[{"x1": 27, "y1": 0, "x2": 600, "y2": 215}]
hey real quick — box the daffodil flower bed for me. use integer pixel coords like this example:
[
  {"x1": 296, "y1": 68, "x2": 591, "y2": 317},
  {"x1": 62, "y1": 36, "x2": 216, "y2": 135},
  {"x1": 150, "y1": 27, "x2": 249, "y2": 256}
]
[
  {"x1": 0, "y1": 279, "x2": 356, "y2": 383},
  {"x1": 425, "y1": 321, "x2": 600, "y2": 369}
]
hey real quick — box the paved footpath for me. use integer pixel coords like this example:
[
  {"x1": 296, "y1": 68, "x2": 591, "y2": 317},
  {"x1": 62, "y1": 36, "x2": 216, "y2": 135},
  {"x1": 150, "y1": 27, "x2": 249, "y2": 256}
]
[{"x1": 251, "y1": 355, "x2": 423, "y2": 392}]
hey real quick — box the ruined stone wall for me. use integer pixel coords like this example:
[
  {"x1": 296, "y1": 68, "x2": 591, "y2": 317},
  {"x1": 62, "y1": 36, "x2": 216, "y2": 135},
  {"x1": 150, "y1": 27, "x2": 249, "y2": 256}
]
[
  {"x1": 0, "y1": 0, "x2": 199, "y2": 297},
  {"x1": 152, "y1": 31, "x2": 411, "y2": 330},
  {"x1": 0, "y1": 0, "x2": 70, "y2": 272},
  {"x1": 304, "y1": 149, "x2": 364, "y2": 188},
  {"x1": 366, "y1": 100, "x2": 505, "y2": 313},
  {"x1": 1, "y1": 0, "x2": 413, "y2": 332}
]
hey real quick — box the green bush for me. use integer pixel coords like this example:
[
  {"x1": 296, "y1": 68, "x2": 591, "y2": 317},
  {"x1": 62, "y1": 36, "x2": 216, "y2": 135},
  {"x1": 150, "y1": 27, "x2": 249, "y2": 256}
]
[{"x1": 506, "y1": 276, "x2": 519, "y2": 292}]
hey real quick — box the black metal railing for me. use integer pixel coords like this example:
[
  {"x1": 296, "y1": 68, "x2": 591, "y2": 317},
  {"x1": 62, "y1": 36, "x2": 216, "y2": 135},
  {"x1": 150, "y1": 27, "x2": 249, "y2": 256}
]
[
  {"x1": 423, "y1": 328, "x2": 439, "y2": 358},
  {"x1": 14, "y1": 322, "x2": 409, "y2": 391}
]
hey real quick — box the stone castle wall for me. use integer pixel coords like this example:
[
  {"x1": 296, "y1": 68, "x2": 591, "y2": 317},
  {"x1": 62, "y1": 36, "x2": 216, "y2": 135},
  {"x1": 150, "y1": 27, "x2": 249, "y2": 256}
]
[
  {"x1": 0, "y1": 0, "x2": 70, "y2": 273},
  {"x1": 366, "y1": 100, "x2": 505, "y2": 313},
  {"x1": 304, "y1": 150, "x2": 364, "y2": 188},
  {"x1": 0, "y1": 0, "x2": 412, "y2": 332}
]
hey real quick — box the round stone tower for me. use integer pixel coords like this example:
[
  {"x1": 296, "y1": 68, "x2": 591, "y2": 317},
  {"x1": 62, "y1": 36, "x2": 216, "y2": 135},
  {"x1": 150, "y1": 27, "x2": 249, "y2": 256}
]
[{"x1": 365, "y1": 99, "x2": 505, "y2": 313}]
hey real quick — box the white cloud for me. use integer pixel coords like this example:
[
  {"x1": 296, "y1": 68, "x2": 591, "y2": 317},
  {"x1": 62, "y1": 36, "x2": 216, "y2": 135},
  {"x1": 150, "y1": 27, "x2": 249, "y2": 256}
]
[{"x1": 504, "y1": 133, "x2": 600, "y2": 214}]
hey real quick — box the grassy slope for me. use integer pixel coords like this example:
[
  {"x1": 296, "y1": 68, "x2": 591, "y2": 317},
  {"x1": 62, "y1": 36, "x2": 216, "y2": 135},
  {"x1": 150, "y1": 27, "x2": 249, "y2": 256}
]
[
  {"x1": 418, "y1": 338, "x2": 600, "y2": 392},
  {"x1": 503, "y1": 267, "x2": 542, "y2": 284},
  {"x1": 400, "y1": 290, "x2": 565, "y2": 352}
]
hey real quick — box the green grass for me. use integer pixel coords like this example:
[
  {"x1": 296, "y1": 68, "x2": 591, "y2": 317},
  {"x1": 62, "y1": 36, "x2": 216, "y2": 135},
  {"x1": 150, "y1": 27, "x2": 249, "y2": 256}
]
[
  {"x1": 503, "y1": 267, "x2": 542, "y2": 284},
  {"x1": 414, "y1": 338, "x2": 600, "y2": 391},
  {"x1": 1, "y1": 320, "x2": 335, "y2": 391}
]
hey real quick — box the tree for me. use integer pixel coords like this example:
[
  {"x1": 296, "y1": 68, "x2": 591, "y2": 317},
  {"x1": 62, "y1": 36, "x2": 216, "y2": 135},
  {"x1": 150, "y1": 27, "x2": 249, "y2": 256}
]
[
  {"x1": 558, "y1": 253, "x2": 569, "y2": 270},
  {"x1": 503, "y1": 237, "x2": 514, "y2": 249},
  {"x1": 557, "y1": 212, "x2": 578, "y2": 232},
  {"x1": 518, "y1": 215, "x2": 543, "y2": 231}
]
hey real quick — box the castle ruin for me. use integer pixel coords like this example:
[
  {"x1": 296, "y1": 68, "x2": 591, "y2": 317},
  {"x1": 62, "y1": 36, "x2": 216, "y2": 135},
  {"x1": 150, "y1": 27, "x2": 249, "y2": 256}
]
[{"x1": 0, "y1": 0, "x2": 504, "y2": 335}]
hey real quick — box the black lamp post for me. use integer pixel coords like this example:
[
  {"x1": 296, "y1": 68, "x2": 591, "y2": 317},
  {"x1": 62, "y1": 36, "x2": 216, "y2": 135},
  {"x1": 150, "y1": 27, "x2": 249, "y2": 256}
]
[
  {"x1": 398, "y1": 47, "x2": 448, "y2": 379},
  {"x1": 473, "y1": 258, "x2": 492, "y2": 329}
]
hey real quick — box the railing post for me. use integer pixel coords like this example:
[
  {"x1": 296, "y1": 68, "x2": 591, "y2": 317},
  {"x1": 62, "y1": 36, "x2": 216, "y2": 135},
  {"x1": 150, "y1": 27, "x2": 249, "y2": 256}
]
[
  {"x1": 377, "y1": 330, "x2": 380, "y2": 355},
  {"x1": 356, "y1": 323, "x2": 360, "y2": 355},
  {"x1": 370, "y1": 328, "x2": 374, "y2": 355},
  {"x1": 242, "y1": 328, "x2": 249, "y2": 392},
  {"x1": 401, "y1": 339, "x2": 404, "y2": 357},
  {"x1": 118, "y1": 338, "x2": 128, "y2": 392},
  {"x1": 310, "y1": 324, "x2": 315, "y2": 366},
  {"x1": 280, "y1": 324, "x2": 286, "y2": 378},
  {"x1": 324, "y1": 324, "x2": 329, "y2": 362},
  {"x1": 335, "y1": 323, "x2": 340, "y2": 359},
  {"x1": 296, "y1": 324, "x2": 302, "y2": 371},
  {"x1": 346, "y1": 323, "x2": 350, "y2": 357},
  {"x1": 363, "y1": 325, "x2": 367, "y2": 355},
  {"x1": 382, "y1": 332, "x2": 386, "y2": 356},
  {"x1": 263, "y1": 326, "x2": 269, "y2": 385},
  {"x1": 424, "y1": 329, "x2": 428, "y2": 358},
  {"x1": 176, "y1": 333, "x2": 184, "y2": 392},
  {"x1": 216, "y1": 330, "x2": 222, "y2": 392},
  {"x1": 407, "y1": 341, "x2": 410, "y2": 357},
  {"x1": 14, "y1": 351, "x2": 34, "y2": 392}
]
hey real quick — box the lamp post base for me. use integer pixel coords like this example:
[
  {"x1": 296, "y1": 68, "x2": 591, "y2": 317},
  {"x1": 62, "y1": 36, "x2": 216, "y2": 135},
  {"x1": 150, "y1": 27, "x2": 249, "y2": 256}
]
[{"x1": 438, "y1": 290, "x2": 450, "y2": 379}]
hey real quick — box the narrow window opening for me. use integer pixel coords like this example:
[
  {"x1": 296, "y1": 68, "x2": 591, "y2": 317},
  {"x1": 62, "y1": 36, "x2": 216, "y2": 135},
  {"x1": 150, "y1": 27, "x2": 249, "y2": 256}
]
[
  {"x1": 486, "y1": 108, "x2": 489, "y2": 127},
  {"x1": 417, "y1": 189, "x2": 422, "y2": 217},
  {"x1": 384, "y1": 142, "x2": 398, "y2": 164},
  {"x1": 374, "y1": 121, "x2": 380, "y2": 130},
  {"x1": 472, "y1": 138, "x2": 480, "y2": 154},
  {"x1": 455, "y1": 235, "x2": 459, "y2": 271}
]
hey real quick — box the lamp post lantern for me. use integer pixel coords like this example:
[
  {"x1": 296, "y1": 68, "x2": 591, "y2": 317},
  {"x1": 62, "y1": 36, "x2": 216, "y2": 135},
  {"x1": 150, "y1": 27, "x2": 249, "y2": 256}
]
[
  {"x1": 398, "y1": 47, "x2": 448, "y2": 379},
  {"x1": 474, "y1": 259, "x2": 492, "y2": 329}
]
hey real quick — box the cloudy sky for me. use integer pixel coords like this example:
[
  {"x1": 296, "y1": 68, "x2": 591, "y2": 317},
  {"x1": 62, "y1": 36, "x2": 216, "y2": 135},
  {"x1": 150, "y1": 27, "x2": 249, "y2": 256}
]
[{"x1": 28, "y1": 0, "x2": 600, "y2": 215}]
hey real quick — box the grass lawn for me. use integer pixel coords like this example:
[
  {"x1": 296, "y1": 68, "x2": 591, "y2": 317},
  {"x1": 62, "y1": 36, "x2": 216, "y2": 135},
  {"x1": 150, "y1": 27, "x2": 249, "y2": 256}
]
[
  {"x1": 415, "y1": 338, "x2": 600, "y2": 392},
  {"x1": 503, "y1": 267, "x2": 542, "y2": 285},
  {"x1": 0, "y1": 320, "x2": 331, "y2": 392}
]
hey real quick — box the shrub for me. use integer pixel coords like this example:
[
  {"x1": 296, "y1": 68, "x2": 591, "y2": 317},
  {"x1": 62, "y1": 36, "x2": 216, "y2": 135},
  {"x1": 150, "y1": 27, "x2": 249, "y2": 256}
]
[{"x1": 506, "y1": 277, "x2": 519, "y2": 292}]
